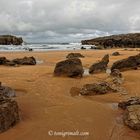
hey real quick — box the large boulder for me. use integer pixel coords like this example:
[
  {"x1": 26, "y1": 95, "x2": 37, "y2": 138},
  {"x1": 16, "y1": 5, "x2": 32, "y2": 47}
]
[
  {"x1": 54, "y1": 58, "x2": 84, "y2": 77},
  {"x1": 66, "y1": 53, "x2": 85, "y2": 59},
  {"x1": 0, "y1": 95, "x2": 19, "y2": 133},
  {"x1": 111, "y1": 54, "x2": 140, "y2": 71},
  {"x1": 89, "y1": 54, "x2": 109, "y2": 74},
  {"x1": 80, "y1": 82, "x2": 116, "y2": 96},
  {"x1": 12, "y1": 56, "x2": 36, "y2": 65},
  {"x1": 0, "y1": 35, "x2": 23, "y2": 45},
  {"x1": 123, "y1": 105, "x2": 140, "y2": 130},
  {"x1": 118, "y1": 97, "x2": 140, "y2": 110}
]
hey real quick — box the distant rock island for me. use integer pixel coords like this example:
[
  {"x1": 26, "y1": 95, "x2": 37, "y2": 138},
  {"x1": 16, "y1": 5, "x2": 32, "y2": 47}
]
[
  {"x1": 81, "y1": 33, "x2": 140, "y2": 48},
  {"x1": 0, "y1": 35, "x2": 23, "y2": 45}
]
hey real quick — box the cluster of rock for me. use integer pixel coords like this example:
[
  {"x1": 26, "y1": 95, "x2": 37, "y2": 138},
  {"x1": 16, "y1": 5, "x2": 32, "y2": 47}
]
[
  {"x1": 118, "y1": 97, "x2": 140, "y2": 130},
  {"x1": 0, "y1": 35, "x2": 23, "y2": 45},
  {"x1": 66, "y1": 53, "x2": 85, "y2": 59},
  {"x1": 0, "y1": 82, "x2": 19, "y2": 133},
  {"x1": 0, "y1": 56, "x2": 36, "y2": 66},
  {"x1": 81, "y1": 33, "x2": 140, "y2": 48}
]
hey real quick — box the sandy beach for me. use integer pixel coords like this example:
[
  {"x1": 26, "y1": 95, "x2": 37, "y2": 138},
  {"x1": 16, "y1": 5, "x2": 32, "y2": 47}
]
[{"x1": 0, "y1": 49, "x2": 140, "y2": 140}]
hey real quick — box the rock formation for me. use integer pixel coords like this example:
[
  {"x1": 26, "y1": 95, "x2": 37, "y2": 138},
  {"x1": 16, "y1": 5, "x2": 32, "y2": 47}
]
[
  {"x1": 0, "y1": 35, "x2": 23, "y2": 45},
  {"x1": 54, "y1": 58, "x2": 84, "y2": 77},
  {"x1": 0, "y1": 82, "x2": 19, "y2": 133},
  {"x1": 123, "y1": 105, "x2": 140, "y2": 130},
  {"x1": 89, "y1": 54, "x2": 109, "y2": 74},
  {"x1": 81, "y1": 33, "x2": 140, "y2": 48},
  {"x1": 66, "y1": 53, "x2": 85, "y2": 59},
  {"x1": 112, "y1": 52, "x2": 120, "y2": 56},
  {"x1": 111, "y1": 54, "x2": 140, "y2": 71}
]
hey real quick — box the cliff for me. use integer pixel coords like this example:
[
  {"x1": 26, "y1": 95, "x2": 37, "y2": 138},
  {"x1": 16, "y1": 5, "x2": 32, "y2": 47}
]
[
  {"x1": 81, "y1": 33, "x2": 140, "y2": 48},
  {"x1": 0, "y1": 35, "x2": 23, "y2": 45}
]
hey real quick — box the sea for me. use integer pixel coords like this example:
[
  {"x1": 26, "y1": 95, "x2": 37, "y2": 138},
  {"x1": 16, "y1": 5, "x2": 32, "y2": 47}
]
[{"x1": 0, "y1": 43, "x2": 95, "y2": 52}]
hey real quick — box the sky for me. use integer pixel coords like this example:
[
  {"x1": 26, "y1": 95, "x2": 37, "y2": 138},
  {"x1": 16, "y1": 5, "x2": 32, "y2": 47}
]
[{"x1": 0, "y1": 0, "x2": 140, "y2": 43}]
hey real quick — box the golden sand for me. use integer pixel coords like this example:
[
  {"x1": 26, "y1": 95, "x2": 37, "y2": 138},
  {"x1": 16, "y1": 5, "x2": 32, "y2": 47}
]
[{"x1": 0, "y1": 49, "x2": 140, "y2": 140}]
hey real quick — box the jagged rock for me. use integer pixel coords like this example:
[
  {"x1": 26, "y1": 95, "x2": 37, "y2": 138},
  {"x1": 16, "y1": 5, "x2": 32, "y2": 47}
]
[
  {"x1": 89, "y1": 54, "x2": 109, "y2": 74},
  {"x1": 0, "y1": 82, "x2": 16, "y2": 98},
  {"x1": 118, "y1": 97, "x2": 140, "y2": 110},
  {"x1": 66, "y1": 53, "x2": 85, "y2": 59},
  {"x1": 81, "y1": 33, "x2": 140, "y2": 48},
  {"x1": 0, "y1": 35, "x2": 23, "y2": 45},
  {"x1": 123, "y1": 105, "x2": 140, "y2": 130},
  {"x1": 112, "y1": 52, "x2": 120, "y2": 56},
  {"x1": 12, "y1": 56, "x2": 36, "y2": 65},
  {"x1": 54, "y1": 58, "x2": 84, "y2": 77},
  {"x1": 80, "y1": 82, "x2": 116, "y2": 95},
  {"x1": 111, "y1": 54, "x2": 140, "y2": 71},
  {"x1": 0, "y1": 95, "x2": 19, "y2": 133}
]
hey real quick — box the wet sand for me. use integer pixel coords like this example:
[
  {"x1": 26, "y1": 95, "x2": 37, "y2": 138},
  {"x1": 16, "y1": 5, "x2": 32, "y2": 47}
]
[{"x1": 0, "y1": 49, "x2": 140, "y2": 140}]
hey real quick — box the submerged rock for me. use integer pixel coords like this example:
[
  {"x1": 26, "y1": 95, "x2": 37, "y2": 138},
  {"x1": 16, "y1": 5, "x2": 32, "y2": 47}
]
[
  {"x1": 111, "y1": 54, "x2": 140, "y2": 71},
  {"x1": 66, "y1": 53, "x2": 85, "y2": 59},
  {"x1": 123, "y1": 105, "x2": 140, "y2": 130},
  {"x1": 118, "y1": 97, "x2": 140, "y2": 110},
  {"x1": 80, "y1": 82, "x2": 116, "y2": 96},
  {"x1": 54, "y1": 58, "x2": 84, "y2": 78},
  {"x1": 12, "y1": 56, "x2": 36, "y2": 65},
  {"x1": 89, "y1": 54, "x2": 109, "y2": 74}
]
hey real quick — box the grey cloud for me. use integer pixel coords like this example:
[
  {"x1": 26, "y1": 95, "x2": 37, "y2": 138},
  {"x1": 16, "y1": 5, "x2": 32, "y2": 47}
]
[{"x1": 0, "y1": 0, "x2": 140, "y2": 42}]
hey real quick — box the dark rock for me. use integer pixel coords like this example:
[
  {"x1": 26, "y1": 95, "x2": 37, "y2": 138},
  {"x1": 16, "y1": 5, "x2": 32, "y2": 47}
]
[
  {"x1": 80, "y1": 82, "x2": 116, "y2": 95},
  {"x1": 0, "y1": 82, "x2": 16, "y2": 98},
  {"x1": 111, "y1": 54, "x2": 140, "y2": 71},
  {"x1": 0, "y1": 96, "x2": 19, "y2": 133},
  {"x1": 0, "y1": 35, "x2": 23, "y2": 45},
  {"x1": 89, "y1": 54, "x2": 109, "y2": 74},
  {"x1": 81, "y1": 33, "x2": 140, "y2": 48},
  {"x1": 66, "y1": 53, "x2": 85, "y2": 59},
  {"x1": 110, "y1": 69, "x2": 122, "y2": 78},
  {"x1": 0, "y1": 57, "x2": 10, "y2": 65},
  {"x1": 81, "y1": 46, "x2": 86, "y2": 50},
  {"x1": 118, "y1": 97, "x2": 140, "y2": 110},
  {"x1": 112, "y1": 52, "x2": 120, "y2": 56},
  {"x1": 54, "y1": 58, "x2": 84, "y2": 78},
  {"x1": 12, "y1": 56, "x2": 36, "y2": 65},
  {"x1": 123, "y1": 105, "x2": 140, "y2": 130}
]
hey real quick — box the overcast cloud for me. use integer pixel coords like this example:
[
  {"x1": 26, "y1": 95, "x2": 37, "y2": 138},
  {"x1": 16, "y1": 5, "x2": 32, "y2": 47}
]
[{"x1": 0, "y1": 0, "x2": 140, "y2": 42}]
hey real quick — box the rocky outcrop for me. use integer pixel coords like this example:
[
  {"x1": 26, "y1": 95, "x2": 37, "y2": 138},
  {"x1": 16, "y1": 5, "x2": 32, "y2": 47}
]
[
  {"x1": 80, "y1": 82, "x2": 116, "y2": 95},
  {"x1": 118, "y1": 97, "x2": 140, "y2": 110},
  {"x1": 12, "y1": 57, "x2": 36, "y2": 65},
  {"x1": 89, "y1": 54, "x2": 109, "y2": 74},
  {"x1": 81, "y1": 33, "x2": 140, "y2": 48},
  {"x1": 111, "y1": 54, "x2": 140, "y2": 71},
  {"x1": 0, "y1": 56, "x2": 36, "y2": 66},
  {"x1": 54, "y1": 58, "x2": 84, "y2": 78},
  {"x1": 66, "y1": 53, "x2": 85, "y2": 59},
  {"x1": 0, "y1": 35, "x2": 23, "y2": 45},
  {"x1": 123, "y1": 105, "x2": 140, "y2": 130},
  {"x1": 0, "y1": 82, "x2": 19, "y2": 133}
]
